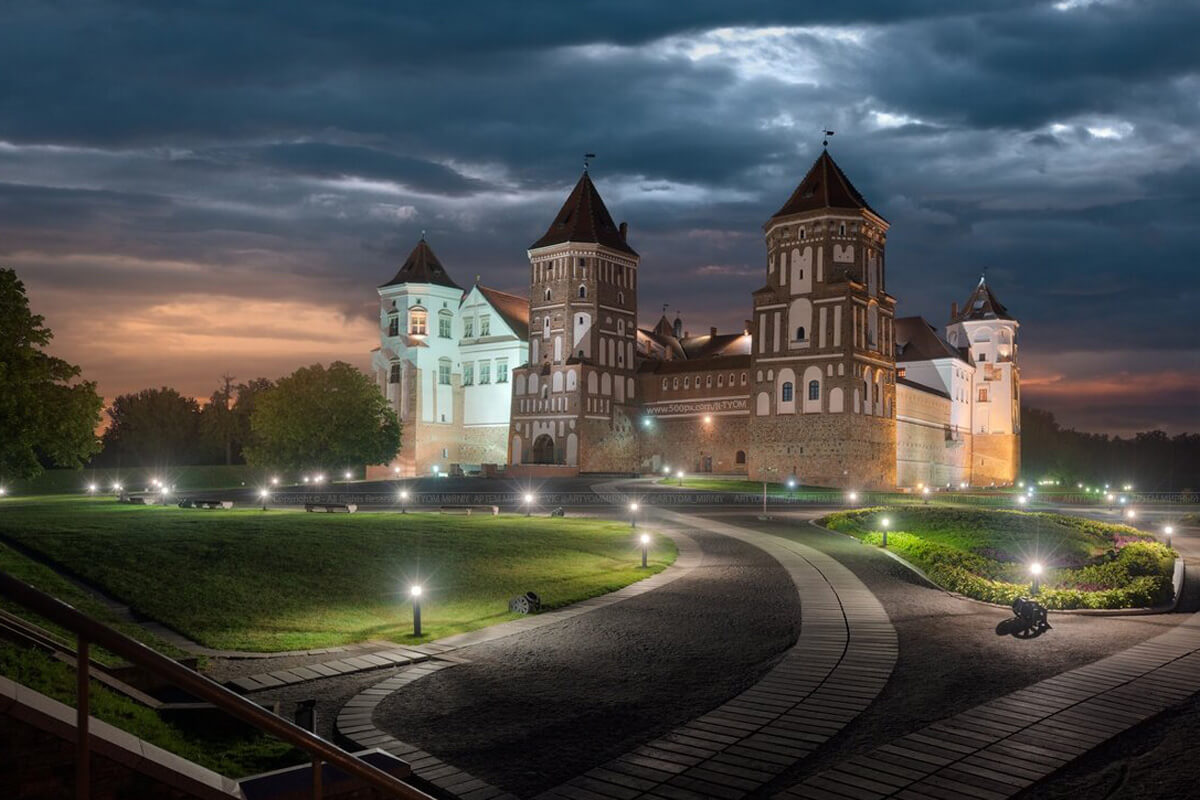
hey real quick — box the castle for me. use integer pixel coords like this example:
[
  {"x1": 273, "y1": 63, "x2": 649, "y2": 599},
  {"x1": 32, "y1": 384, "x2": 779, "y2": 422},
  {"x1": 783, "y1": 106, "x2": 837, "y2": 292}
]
[{"x1": 371, "y1": 150, "x2": 1020, "y2": 489}]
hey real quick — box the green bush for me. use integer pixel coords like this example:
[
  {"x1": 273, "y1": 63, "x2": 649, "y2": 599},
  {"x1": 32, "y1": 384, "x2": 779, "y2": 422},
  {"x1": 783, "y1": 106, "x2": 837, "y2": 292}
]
[{"x1": 823, "y1": 507, "x2": 1174, "y2": 610}]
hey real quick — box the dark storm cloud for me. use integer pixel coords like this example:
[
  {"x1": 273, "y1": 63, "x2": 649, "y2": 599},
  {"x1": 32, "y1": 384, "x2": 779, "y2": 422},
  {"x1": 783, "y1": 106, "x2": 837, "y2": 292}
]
[{"x1": 1, "y1": 0, "x2": 1197, "y2": 434}]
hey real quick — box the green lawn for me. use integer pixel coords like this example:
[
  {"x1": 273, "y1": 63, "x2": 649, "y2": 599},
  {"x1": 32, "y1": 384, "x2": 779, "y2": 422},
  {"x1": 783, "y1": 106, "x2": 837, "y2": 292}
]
[
  {"x1": 657, "y1": 477, "x2": 835, "y2": 495},
  {"x1": 823, "y1": 507, "x2": 1175, "y2": 609},
  {"x1": 0, "y1": 642, "x2": 301, "y2": 778},
  {"x1": 0, "y1": 497, "x2": 676, "y2": 651}
]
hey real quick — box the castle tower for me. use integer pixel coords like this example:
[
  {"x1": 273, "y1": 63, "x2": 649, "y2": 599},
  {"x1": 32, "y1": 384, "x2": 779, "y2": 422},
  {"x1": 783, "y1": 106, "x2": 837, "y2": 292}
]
[
  {"x1": 507, "y1": 170, "x2": 641, "y2": 473},
  {"x1": 947, "y1": 276, "x2": 1021, "y2": 485},
  {"x1": 747, "y1": 150, "x2": 898, "y2": 489},
  {"x1": 371, "y1": 238, "x2": 464, "y2": 476}
]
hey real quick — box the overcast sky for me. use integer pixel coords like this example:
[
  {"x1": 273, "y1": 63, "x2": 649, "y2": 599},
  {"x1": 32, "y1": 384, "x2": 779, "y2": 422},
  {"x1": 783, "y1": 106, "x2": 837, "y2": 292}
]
[{"x1": 3, "y1": 0, "x2": 1197, "y2": 435}]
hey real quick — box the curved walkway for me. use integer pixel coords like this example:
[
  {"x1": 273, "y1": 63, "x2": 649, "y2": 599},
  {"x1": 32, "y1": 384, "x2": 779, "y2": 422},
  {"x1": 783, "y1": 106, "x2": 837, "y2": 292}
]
[
  {"x1": 777, "y1": 610, "x2": 1200, "y2": 800},
  {"x1": 536, "y1": 509, "x2": 896, "y2": 800},
  {"x1": 335, "y1": 528, "x2": 704, "y2": 800}
]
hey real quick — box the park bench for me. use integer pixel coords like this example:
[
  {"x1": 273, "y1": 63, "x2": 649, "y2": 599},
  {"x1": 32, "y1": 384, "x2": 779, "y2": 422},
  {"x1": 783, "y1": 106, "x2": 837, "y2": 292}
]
[
  {"x1": 178, "y1": 499, "x2": 233, "y2": 510},
  {"x1": 304, "y1": 503, "x2": 357, "y2": 513},
  {"x1": 438, "y1": 505, "x2": 499, "y2": 516}
]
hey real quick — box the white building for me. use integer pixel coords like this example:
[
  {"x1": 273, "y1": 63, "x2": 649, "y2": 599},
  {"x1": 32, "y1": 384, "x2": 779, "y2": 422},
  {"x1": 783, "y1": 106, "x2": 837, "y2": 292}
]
[{"x1": 369, "y1": 239, "x2": 528, "y2": 477}]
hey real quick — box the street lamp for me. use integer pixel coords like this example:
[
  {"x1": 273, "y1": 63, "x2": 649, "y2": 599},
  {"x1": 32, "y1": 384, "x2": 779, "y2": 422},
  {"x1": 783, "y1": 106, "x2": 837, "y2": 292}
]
[
  {"x1": 847, "y1": 491, "x2": 858, "y2": 505},
  {"x1": 344, "y1": 470, "x2": 352, "y2": 481},
  {"x1": 880, "y1": 516, "x2": 891, "y2": 547},
  {"x1": 112, "y1": 483, "x2": 122, "y2": 493},
  {"x1": 409, "y1": 585, "x2": 423, "y2": 636},
  {"x1": 259, "y1": 489, "x2": 269, "y2": 511},
  {"x1": 0, "y1": 487, "x2": 7, "y2": 497},
  {"x1": 922, "y1": 486, "x2": 930, "y2": 505},
  {"x1": 87, "y1": 483, "x2": 97, "y2": 494},
  {"x1": 1164, "y1": 525, "x2": 1174, "y2": 548},
  {"x1": 1017, "y1": 495, "x2": 1027, "y2": 506},
  {"x1": 1030, "y1": 562, "x2": 1043, "y2": 596},
  {"x1": 786, "y1": 477, "x2": 797, "y2": 490},
  {"x1": 524, "y1": 492, "x2": 534, "y2": 517},
  {"x1": 640, "y1": 533, "x2": 650, "y2": 568},
  {"x1": 676, "y1": 470, "x2": 684, "y2": 487},
  {"x1": 629, "y1": 502, "x2": 639, "y2": 528},
  {"x1": 398, "y1": 489, "x2": 409, "y2": 513},
  {"x1": 703, "y1": 415, "x2": 713, "y2": 425},
  {"x1": 662, "y1": 465, "x2": 670, "y2": 476},
  {"x1": 1125, "y1": 508, "x2": 1136, "y2": 520},
  {"x1": 270, "y1": 476, "x2": 279, "y2": 486}
]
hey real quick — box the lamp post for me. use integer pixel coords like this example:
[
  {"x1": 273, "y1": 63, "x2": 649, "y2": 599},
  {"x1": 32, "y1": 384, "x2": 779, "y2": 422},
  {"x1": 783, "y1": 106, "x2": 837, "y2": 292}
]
[
  {"x1": 398, "y1": 489, "x2": 409, "y2": 513},
  {"x1": 344, "y1": 470, "x2": 352, "y2": 481},
  {"x1": 676, "y1": 470, "x2": 684, "y2": 488},
  {"x1": 259, "y1": 489, "x2": 269, "y2": 511},
  {"x1": 87, "y1": 483, "x2": 97, "y2": 495},
  {"x1": 880, "y1": 516, "x2": 890, "y2": 548},
  {"x1": 1030, "y1": 562, "x2": 1043, "y2": 596},
  {"x1": 629, "y1": 502, "x2": 639, "y2": 528},
  {"x1": 640, "y1": 533, "x2": 650, "y2": 568},
  {"x1": 409, "y1": 585, "x2": 422, "y2": 636},
  {"x1": 524, "y1": 492, "x2": 534, "y2": 517},
  {"x1": 1125, "y1": 508, "x2": 1136, "y2": 521},
  {"x1": 1164, "y1": 525, "x2": 1174, "y2": 548},
  {"x1": 922, "y1": 486, "x2": 930, "y2": 505},
  {"x1": 270, "y1": 476, "x2": 279, "y2": 486},
  {"x1": 1017, "y1": 495, "x2": 1028, "y2": 507},
  {"x1": 847, "y1": 491, "x2": 858, "y2": 506}
]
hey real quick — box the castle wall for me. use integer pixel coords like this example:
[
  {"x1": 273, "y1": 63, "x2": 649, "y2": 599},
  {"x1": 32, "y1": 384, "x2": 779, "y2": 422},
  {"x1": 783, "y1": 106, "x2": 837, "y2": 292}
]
[
  {"x1": 637, "y1": 412, "x2": 751, "y2": 475},
  {"x1": 577, "y1": 407, "x2": 640, "y2": 473},
  {"x1": 972, "y1": 433, "x2": 1020, "y2": 486},
  {"x1": 895, "y1": 382, "x2": 971, "y2": 488},
  {"x1": 749, "y1": 413, "x2": 896, "y2": 490}
]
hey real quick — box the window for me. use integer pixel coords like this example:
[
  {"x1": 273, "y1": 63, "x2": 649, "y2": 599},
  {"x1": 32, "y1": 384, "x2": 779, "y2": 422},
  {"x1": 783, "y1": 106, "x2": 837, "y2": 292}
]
[
  {"x1": 543, "y1": 317, "x2": 550, "y2": 338},
  {"x1": 684, "y1": 377, "x2": 690, "y2": 389},
  {"x1": 438, "y1": 314, "x2": 452, "y2": 338},
  {"x1": 480, "y1": 362, "x2": 491, "y2": 384},
  {"x1": 662, "y1": 378, "x2": 668, "y2": 390},
  {"x1": 808, "y1": 380, "x2": 820, "y2": 401},
  {"x1": 409, "y1": 308, "x2": 427, "y2": 335},
  {"x1": 578, "y1": 285, "x2": 587, "y2": 299},
  {"x1": 463, "y1": 363, "x2": 474, "y2": 385},
  {"x1": 706, "y1": 375, "x2": 712, "y2": 387},
  {"x1": 464, "y1": 318, "x2": 474, "y2": 338},
  {"x1": 544, "y1": 288, "x2": 551, "y2": 301},
  {"x1": 438, "y1": 361, "x2": 451, "y2": 385},
  {"x1": 497, "y1": 360, "x2": 508, "y2": 383},
  {"x1": 795, "y1": 326, "x2": 806, "y2": 341},
  {"x1": 978, "y1": 387, "x2": 989, "y2": 402},
  {"x1": 741, "y1": 373, "x2": 747, "y2": 386},
  {"x1": 673, "y1": 378, "x2": 679, "y2": 389},
  {"x1": 387, "y1": 316, "x2": 399, "y2": 336},
  {"x1": 736, "y1": 450, "x2": 746, "y2": 465},
  {"x1": 799, "y1": 228, "x2": 806, "y2": 240},
  {"x1": 978, "y1": 353, "x2": 987, "y2": 362},
  {"x1": 839, "y1": 222, "x2": 846, "y2": 236},
  {"x1": 618, "y1": 292, "x2": 625, "y2": 305},
  {"x1": 717, "y1": 374, "x2": 724, "y2": 387},
  {"x1": 480, "y1": 315, "x2": 491, "y2": 336},
  {"x1": 389, "y1": 363, "x2": 400, "y2": 384},
  {"x1": 781, "y1": 382, "x2": 793, "y2": 402}
]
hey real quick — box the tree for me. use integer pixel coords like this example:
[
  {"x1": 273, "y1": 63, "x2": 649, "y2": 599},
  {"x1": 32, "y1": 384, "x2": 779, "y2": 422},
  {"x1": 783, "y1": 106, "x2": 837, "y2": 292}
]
[
  {"x1": 99, "y1": 387, "x2": 204, "y2": 467},
  {"x1": 0, "y1": 269, "x2": 103, "y2": 480},
  {"x1": 244, "y1": 362, "x2": 400, "y2": 470},
  {"x1": 198, "y1": 375, "x2": 275, "y2": 465}
]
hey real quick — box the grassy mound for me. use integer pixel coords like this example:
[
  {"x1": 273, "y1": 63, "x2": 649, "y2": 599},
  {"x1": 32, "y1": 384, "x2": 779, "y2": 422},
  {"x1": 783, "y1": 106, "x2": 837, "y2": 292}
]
[
  {"x1": 0, "y1": 497, "x2": 676, "y2": 651},
  {"x1": 823, "y1": 507, "x2": 1175, "y2": 610}
]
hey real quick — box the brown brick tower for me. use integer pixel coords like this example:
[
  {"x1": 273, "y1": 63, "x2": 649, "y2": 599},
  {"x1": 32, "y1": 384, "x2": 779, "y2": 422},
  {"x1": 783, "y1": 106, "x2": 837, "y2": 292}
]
[
  {"x1": 507, "y1": 168, "x2": 641, "y2": 473},
  {"x1": 747, "y1": 150, "x2": 898, "y2": 489}
]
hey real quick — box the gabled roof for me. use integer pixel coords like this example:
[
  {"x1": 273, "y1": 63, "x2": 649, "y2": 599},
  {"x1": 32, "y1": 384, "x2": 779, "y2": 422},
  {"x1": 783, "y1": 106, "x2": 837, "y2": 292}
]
[
  {"x1": 953, "y1": 276, "x2": 1014, "y2": 322},
  {"x1": 530, "y1": 171, "x2": 638, "y2": 256},
  {"x1": 895, "y1": 316, "x2": 971, "y2": 365},
  {"x1": 380, "y1": 239, "x2": 463, "y2": 290},
  {"x1": 638, "y1": 326, "x2": 752, "y2": 363},
  {"x1": 475, "y1": 285, "x2": 530, "y2": 340},
  {"x1": 768, "y1": 150, "x2": 884, "y2": 224}
]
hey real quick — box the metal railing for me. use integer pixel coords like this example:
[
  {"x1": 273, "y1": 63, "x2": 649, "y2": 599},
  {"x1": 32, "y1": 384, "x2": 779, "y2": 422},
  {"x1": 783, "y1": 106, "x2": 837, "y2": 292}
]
[{"x1": 0, "y1": 571, "x2": 434, "y2": 800}]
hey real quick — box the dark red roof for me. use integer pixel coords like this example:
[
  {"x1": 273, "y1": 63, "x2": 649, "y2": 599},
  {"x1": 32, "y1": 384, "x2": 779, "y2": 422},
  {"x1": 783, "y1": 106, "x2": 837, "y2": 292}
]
[
  {"x1": 380, "y1": 239, "x2": 462, "y2": 290},
  {"x1": 530, "y1": 171, "x2": 638, "y2": 256},
  {"x1": 476, "y1": 285, "x2": 529, "y2": 339},
  {"x1": 953, "y1": 276, "x2": 1014, "y2": 322},
  {"x1": 768, "y1": 150, "x2": 883, "y2": 223}
]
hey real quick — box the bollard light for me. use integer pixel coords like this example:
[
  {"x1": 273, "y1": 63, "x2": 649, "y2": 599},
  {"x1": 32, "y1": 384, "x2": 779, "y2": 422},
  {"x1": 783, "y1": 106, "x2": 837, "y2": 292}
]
[
  {"x1": 302, "y1": 476, "x2": 309, "y2": 484},
  {"x1": 315, "y1": 474, "x2": 325, "y2": 484},
  {"x1": 259, "y1": 489, "x2": 269, "y2": 511},
  {"x1": 676, "y1": 470, "x2": 684, "y2": 487},
  {"x1": 880, "y1": 516, "x2": 891, "y2": 548},
  {"x1": 0, "y1": 487, "x2": 6, "y2": 497},
  {"x1": 344, "y1": 470, "x2": 352, "y2": 480},
  {"x1": 87, "y1": 483, "x2": 97, "y2": 494},
  {"x1": 1164, "y1": 525, "x2": 1174, "y2": 548},
  {"x1": 1125, "y1": 508, "x2": 1136, "y2": 520},
  {"x1": 409, "y1": 585, "x2": 423, "y2": 636},
  {"x1": 1030, "y1": 562, "x2": 1043, "y2": 595},
  {"x1": 1017, "y1": 495, "x2": 1027, "y2": 506},
  {"x1": 399, "y1": 489, "x2": 409, "y2": 513},
  {"x1": 847, "y1": 491, "x2": 858, "y2": 505},
  {"x1": 270, "y1": 476, "x2": 280, "y2": 486},
  {"x1": 112, "y1": 483, "x2": 123, "y2": 493},
  {"x1": 524, "y1": 492, "x2": 534, "y2": 517},
  {"x1": 640, "y1": 533, "x2": 650, "y2": 568},
  {"x1": 662, "y1": 466, "x2": 670, "y2": 476},
  {"x1": 787, "y1": 477, "x2": 797, "y2": 490},
  {"x1": 629, "y1": 502, "x2": 639, "y2": 528},
  {"x1": 922, "y1": 486, "x2": 930, "y2": 504}
]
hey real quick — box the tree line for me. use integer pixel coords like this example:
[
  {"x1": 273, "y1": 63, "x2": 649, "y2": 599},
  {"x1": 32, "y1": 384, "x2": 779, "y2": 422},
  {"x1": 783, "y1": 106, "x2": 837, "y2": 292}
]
[
  {"x1": 1020, "y1": 406, "x2": 1200, "y2": 491},
  {"x1": 1, "y1": 268, "x2": 400, "y2": 482}
]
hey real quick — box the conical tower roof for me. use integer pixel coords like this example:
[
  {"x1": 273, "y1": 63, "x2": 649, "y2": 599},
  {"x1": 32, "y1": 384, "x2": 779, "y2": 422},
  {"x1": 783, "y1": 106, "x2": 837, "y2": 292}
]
[
  {"x1": 530, "y1": 171, "x2": 637, "y2": 256},
  {"x1": 954, "y1": 275, "x2": 1014, "y2": 322},
  {"x1": 768, "y1": 150, "x2": 884, "y2": 224},
  {"x1": 380, "y1": 238, "x2": 462, "y2": 290}
]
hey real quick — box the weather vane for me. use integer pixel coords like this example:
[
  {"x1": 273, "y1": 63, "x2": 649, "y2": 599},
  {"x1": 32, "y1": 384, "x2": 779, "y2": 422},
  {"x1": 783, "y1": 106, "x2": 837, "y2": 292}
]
[
  {"x1": 822, "y1": 129, "x2": 835, "y2": 148},
  {"x1": 583, "y1": 152, "x2": 596, "y2": 171},
  {"x1": 420, "y1": 228, "x2": 426, "y2": 241}
]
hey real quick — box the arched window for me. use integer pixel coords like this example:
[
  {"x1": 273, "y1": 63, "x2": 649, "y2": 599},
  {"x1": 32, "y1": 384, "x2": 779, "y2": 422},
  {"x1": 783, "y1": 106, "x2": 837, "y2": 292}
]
[
  {"x1": 839, "y1": 222, "x2": 846, "y2": 236},
  {"x1": 717, "y1": 374, "x2": 724, "y2": 387},
  {"x1": 544, "y1": 288, "x2": 551, "y2": 301},
  {"x1": 781, "y1": 382, "x2": 794, "y2": 402},
  {"x1": 684, "y1": 377, "x2": 690, "y2": 389},
  {"x1": 662, "y1": 378, "x2": 668, "y2": 390},
  {"x1": 799, "y1": 227, "x2": 805, "y2": 240},
  {"x1": 543, "y1": 317, "x2": 551, "y2": 339},
  {"x1": 578, "y1": 285, "x2": 587, "y2": 299},
  {"x1": 736, "y1": 450, "x2": 746, "y2": 465},
  {"x1": 618, "y1": 291, "x2": 625, "y2": 305},
  {"x1": 808, "y1": 380, "x2": 820, "y2": 401},
  {"x1": 795, "y1": 326, "x2": 806, "y2": 341}
]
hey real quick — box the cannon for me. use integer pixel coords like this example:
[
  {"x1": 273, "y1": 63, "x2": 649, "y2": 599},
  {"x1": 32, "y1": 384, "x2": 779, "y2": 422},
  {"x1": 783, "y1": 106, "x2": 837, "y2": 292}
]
[
  {"x1": 1012, "y1": 596, "x2": 1050, "y2": 632},
  {"x1": 508, "y1": 591, "x2": 542, "y2": 615},
  {"x1": 550, "y1": 506, "x2": 566, "y2": 517}
]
